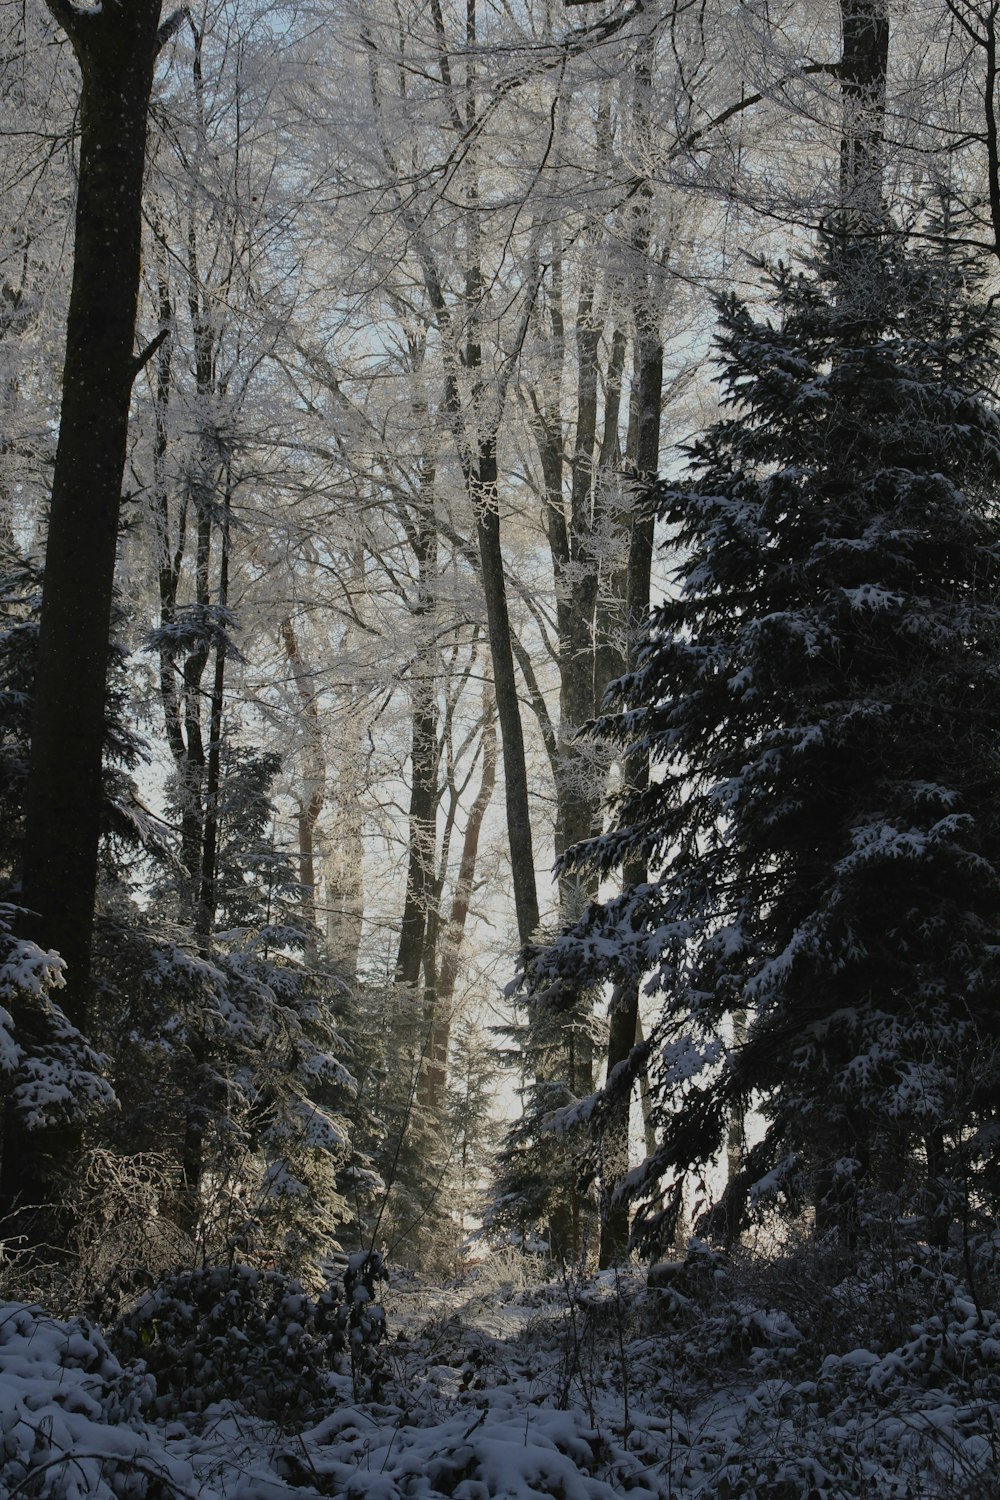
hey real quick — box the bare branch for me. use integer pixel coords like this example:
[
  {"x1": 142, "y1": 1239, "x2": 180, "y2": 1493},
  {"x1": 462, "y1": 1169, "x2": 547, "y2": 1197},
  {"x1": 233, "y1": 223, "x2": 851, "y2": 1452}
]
[
  {"x1": 156, "y1": 6, "x2": 190, "y2": 52},
  {"x1": 131, "y1": 327, "x2": 170, "y2": 380}
]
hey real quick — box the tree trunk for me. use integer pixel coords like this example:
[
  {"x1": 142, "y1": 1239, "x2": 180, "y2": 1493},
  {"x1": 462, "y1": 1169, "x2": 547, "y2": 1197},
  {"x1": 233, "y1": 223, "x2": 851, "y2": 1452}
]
[
  {"x1": 471, "y1": 441, "x2": 540, "y2": 948},
  {"x1": 325, "y1": 712, "x2": 366, "y2": 977},
  {"x1": 599, "y1": 35, "x2": 663, "y2": 1266},
  {"x1": 598, "y1": 339, "x2": 662, "y2": 1269},
  {"x1": 424, "y1": 687, "x2": 497, "y2": 1109},
  {"x1": 838, "y1": 0, "x2": 889, "y2": 232},
  {"x1": 396, "y1": 503, "x2": 439, "y2": 986},
  {"x1": 194, "y1": 478, "x2": 231, "y2": 948},
  {"x1": 808, "y1": 0, "x2": 891, "y2": 1240},
  {"x1": 150, "y1": 28, "x2": 225, "y2": 921},
  {"x1": 0, "y1": 0, "x2": 164, "y2": 1233},
  {"x1": 325, "y1": 542, "x2": 367, "y2": 978},
  {"x1": 280, "y1": 618, "x2": 326, "y2": 945},
  {"x1": 726, "y1": 1009, "x2": 748, "y2": 1192},
  {"x1": 367, "y1": 0, "x2": 540, "y2": 952},
  {"x1": 21, "y1": 0, "x2": 162, "y2": 1022}
]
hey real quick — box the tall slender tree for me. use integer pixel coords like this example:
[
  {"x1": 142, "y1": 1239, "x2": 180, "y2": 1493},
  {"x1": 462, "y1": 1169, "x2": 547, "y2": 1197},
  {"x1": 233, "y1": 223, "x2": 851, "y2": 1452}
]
[{"x1": 0, "y1": 0, "x2": 178, "y2": 1229}]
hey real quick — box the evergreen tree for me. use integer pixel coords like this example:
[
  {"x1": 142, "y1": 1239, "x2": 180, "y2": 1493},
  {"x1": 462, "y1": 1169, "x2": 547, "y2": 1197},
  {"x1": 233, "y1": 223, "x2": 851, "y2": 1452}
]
[
  {"x1": 530, "y1": 219, "x2": 1000, "y2": 1251},
  {"x1": 487, "y1": 992, "x2": 603, "y2": 1260},
  {"x1": 0, "y1": 556, "x2": 168, "y2": 1230},
  {"x1": 95, "y1": 743, "x2": 357, "y2": 1276},
  {"x1": 0, "y1": 544, "x2": 357, "y2": 1273},
  {"x1": 446, "y1": 1017, "x2": 501, "y2": 1248},
  {"x1": 335, "y1": 980, "x2": 455, "y2": 1268}
]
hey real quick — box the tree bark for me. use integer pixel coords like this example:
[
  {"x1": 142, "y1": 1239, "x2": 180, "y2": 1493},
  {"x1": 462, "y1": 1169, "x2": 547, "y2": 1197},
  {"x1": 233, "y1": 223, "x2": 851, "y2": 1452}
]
[
  {"x1": 838, "y1": 0, "x2": 889, "y2": 232},
  {"x1": 194, "y1": 477, "x2": 231, "y2": 947},
  {"x1": 0, "y1": 0, "x2": 164, "y2": 1232},
  {"x1": 395, "y1": 500, "x2": 439, "y2": 986},
  {"x1": 21, "y1": 0, "x2": 163, "y2": 1023},
  {"x1": 325, "y1": 544, "x2": 367, "y2": 977},
  {"x1": 280, "y1": 618, "x2": 326, "y2": 945},
  {"x1": 470, "y1": 441, "x2": 540, "y2": 948},
  {"x1": 150, "y1": 27, "x2": 226, "y2": 920},
  {"x1": 424, "y1": 687, "x2": 497, "y2": 1110},
  {"x1": 599, "y1": 35, "x2": 663, "y2": 1269}
]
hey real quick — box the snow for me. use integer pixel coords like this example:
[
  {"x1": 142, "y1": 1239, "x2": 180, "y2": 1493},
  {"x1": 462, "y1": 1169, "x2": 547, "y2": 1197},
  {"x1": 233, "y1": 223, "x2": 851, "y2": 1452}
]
[
  {"x1": 0, "y1": 1302, "x2": 196, "y2": 1498},
  {"x1": 748, "y1": 1153, "x2": 800, "y2": 1204},
  {"x1": 0, "y1": 907, "x2": 116, "y2": 1129},
  {"x1": 840, "y1": 584, "x2": 904, "y2": 611},
  {"x1": 1, "y1": 1250, "x2": 997, "y2": 1498}
]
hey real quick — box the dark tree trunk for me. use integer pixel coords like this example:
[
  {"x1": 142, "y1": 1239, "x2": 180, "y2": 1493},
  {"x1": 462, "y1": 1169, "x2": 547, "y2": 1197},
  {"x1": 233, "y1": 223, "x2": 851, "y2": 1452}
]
[
  {"x1": 0, "y1": 0, "x2": 164, "y2": 1233},
  {"x1": 598, "y1": 348, "x2": 660, "y2": 1265},
  {"x1": 838, "y1": 0, "x2": 889, "y2": 230},
  {"x1": 924, "y1": 1128, "x2": 949, "y2": 1250},
  {"x1": 194, "y1": 480, "x2": 231, "y2": 948},
  {"x1": 22, "y1": 0, "x2": 162, "y2": 1022},
  {"x1": 555, "y1": 273, "x2": 603, "y2": 921},
  {"x1": 806, "y1": 0, "x2": 891, "y2": 1243},
  {"x1": 527, "y1": 240, "x2": 628, "y2": 1262},
  {"x1": 280, "y1": 619, "x2": 326, "y2": 945},
  {"x1": 461, "y1": 138, "x2": 539, "y2": 949},
  {"x1": 396, "y1": 503, "x2": 439, "y2": 986},
  {"x1": 983, "y1": 5, "x2": 1000, "y2": 263},
  {"x1": 152, "y1": 181, "x2": 227, "y2": 922},
  {"x1": 471, "y1": 442, "x2": 540, "y2": 948},
  {"x1": 176, "y1": 474, "x2": 232, "y2": 1237}
]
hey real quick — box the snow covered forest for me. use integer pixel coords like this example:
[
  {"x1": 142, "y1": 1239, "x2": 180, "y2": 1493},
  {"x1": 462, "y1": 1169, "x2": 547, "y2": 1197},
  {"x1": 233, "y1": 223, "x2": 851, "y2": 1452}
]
[{"x1": 2, "y1": 0, "x2": 1000, "y2": 1493}]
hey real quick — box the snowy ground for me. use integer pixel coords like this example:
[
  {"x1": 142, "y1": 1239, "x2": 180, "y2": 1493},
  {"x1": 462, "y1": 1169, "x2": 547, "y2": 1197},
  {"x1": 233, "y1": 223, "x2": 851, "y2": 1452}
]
[{"x1": 2, "y1": 1244, "x2": 999, "y2": 1498}]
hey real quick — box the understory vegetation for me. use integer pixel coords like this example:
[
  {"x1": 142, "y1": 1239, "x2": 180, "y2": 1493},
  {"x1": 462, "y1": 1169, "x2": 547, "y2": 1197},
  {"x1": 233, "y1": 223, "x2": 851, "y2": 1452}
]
[{"x1": 2, "y1": 1233, "x2": 999, "y2": 1497}]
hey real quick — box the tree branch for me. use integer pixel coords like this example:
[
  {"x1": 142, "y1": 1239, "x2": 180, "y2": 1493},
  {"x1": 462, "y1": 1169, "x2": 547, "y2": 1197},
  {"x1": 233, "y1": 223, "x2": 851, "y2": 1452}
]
[
  {"x1": 131, "y1": 327, "x2": 170, "y2": 380},
  {"x1": 157, "y1": 7, "x2": 190, "y2": 51},
  {"x1": 43, "y1": 0, "x2": 94, "y2": 49},
  {"x1": 678, "y1": 61, "x2": 843, "y2": 157}
]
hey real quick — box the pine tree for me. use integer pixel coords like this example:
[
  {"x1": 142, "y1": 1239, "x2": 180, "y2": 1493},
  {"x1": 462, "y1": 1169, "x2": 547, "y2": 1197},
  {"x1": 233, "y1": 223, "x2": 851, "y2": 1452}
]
[
  {"x1": 532, "y1": 219, "x2": 1000, "y2": 1251},
  {"x1": 487, "y1": 990, "x2": 603, "y2": 1260},
  {"x1": 446, "y1": 1017, "x2": 501, "y2": 1248},
  {"x1": 0, "y1": 557, "x2": 166, "y2": 1233},
  {"x1": 96, "y1": 744, "x2": 357, "y2": 1276},
  {"x1": 0, "y1": 555, "x2": 357, "y2": 1272},
  {"x1": 334, "y1": 979, "x2": 456, "y2": 1269}
]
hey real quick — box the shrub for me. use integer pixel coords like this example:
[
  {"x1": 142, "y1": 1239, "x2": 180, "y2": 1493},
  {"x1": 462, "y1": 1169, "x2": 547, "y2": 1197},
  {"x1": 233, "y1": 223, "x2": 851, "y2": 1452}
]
[{"x1": 113, "y1": 1262, "x2": 352, "y2": 1420}]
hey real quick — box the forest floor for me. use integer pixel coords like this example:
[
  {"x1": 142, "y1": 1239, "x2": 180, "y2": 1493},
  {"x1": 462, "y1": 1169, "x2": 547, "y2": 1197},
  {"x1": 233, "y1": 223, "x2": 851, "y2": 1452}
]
[{"x1": 2, "y1": 1236, "x2": 999, "y2": 1498}]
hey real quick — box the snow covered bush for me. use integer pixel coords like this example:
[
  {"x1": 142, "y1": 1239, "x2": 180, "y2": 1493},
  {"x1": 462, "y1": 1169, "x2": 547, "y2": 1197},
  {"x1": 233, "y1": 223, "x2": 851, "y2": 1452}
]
[
  {"x1": 704, "y1": 1268, "x2": 1000, "y2": 1499},
  {"x1": 0, "y1": 1300, "x2": 197, "y2": 1499},
  {"x1": 112, "y1": 1252, "x2": 387, "y2": 1420},
  {"x1": 342, "y1": 1248, "x2": 389, "y2": 1396},
  {"x1": 0, "y1": 905, "x2": 114, "y2": 1135},
  {"x1": 112, "y1": 1262, "x2": 350, "y2": 1420},
  {"x1": 94, "y1": 886, "x2": 358, "y2": 1279}
]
